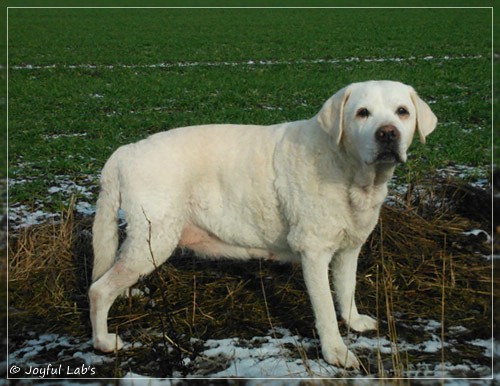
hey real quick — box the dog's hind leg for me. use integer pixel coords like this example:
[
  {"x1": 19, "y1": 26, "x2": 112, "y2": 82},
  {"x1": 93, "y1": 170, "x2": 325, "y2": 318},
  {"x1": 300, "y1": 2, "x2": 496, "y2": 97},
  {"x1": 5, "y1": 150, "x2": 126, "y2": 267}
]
[{"x1": 89, "y1": 218, "x2": 180, "y2": 352}]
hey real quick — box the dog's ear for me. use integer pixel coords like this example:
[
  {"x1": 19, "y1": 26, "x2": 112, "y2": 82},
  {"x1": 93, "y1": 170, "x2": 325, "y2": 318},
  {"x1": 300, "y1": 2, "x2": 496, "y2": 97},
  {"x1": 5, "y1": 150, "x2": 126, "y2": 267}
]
[
  {"x1": 316, "y1": 85, "x2": 351, "y2": 144},
  {"x1": 410, "y1": 90, "x2": 437, "y2": 144}
]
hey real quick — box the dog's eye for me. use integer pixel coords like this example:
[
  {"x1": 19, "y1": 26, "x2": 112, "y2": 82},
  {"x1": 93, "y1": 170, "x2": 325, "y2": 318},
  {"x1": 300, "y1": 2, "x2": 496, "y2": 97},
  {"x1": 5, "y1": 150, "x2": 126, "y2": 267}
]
[
  {"x1": 356, "y1": 108, "x2": 370, "y2": 118},
  {"x1": 396, "y1": 107, "x2": 409, "y2": 116}
]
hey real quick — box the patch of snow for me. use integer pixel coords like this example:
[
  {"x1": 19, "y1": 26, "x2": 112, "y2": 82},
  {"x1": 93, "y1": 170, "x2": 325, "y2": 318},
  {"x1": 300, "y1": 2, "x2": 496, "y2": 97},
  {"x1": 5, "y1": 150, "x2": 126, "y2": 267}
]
[
  {"x1": 435, "y1": 165, "x2": 490, "y2": 189},
  {"x1": 8, "y1": 206, "x2": 59, "y2": 228},
  {"x1": 261, "y1": 105, "x2": 283, "y2": 111},
  {"x1": 448, "y1": 325, "x2": 469, "y2": 335},
  {"x1": 42, "y1": 132, "x2": 88, "y2": 140},
  {"x1": 9, "y1": 174, "x2": 98, "y2": 228},
  {"x1": 9, "y1": 54, "x2": 484, "y2": 71},
  {"x1": 419, "y1": 335, "x2": 443, "y2": 353},
  {"x1": 463, "y1": 229, "x2": 492, "y2": 243},
  {"x1": 75, "y1": 201, "x2": 95, "y2": 216},
  {"x1": 469, "y1": 338, "x2": 493, "y2": 357},
  {"x1": 421, "y1": 318, "x2": 442, "y2": 332},
  {"x1": 9, "y1": 334, "x2": 73, "y2": 364},
  {"x1": 72, "y1": 351, "x2": 114, "y2": 366},
  {"x1": 386, "y1": 164, "x2": 490, "y2": 208},
  {"x1": 193, "y1": 331, "x2": 334, "y2": 378},
  {"x1": 46, "y1": 177, "x2": 94, "y2": 198}
]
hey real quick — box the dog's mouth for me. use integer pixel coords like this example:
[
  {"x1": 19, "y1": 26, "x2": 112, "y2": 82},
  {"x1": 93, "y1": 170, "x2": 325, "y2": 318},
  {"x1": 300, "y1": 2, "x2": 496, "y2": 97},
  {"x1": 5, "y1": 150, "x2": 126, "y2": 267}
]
[{"x1": 373, "y1": 150, "x2": 403, "y2": 164}]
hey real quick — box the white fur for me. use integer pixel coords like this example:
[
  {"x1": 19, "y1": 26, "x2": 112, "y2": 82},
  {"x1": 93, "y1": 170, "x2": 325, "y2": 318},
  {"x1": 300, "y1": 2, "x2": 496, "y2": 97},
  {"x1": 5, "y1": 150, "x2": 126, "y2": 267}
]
[{"x1": 89, "y1": 80, "x2": 437, "y2": 368}]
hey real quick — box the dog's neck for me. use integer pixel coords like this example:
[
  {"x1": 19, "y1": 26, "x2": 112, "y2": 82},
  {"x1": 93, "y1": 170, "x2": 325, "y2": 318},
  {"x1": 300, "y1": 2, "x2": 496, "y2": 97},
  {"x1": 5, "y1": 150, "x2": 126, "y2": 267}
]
[
  {"x1": 350, "y1": 162, "x2": 395, "y2": 190},
  {"x1": 346, "y1": 161, "x2": 396, "y2": 211},
  {"x1": 373, "y1": 163, "x2": 396, "y2": 186}
]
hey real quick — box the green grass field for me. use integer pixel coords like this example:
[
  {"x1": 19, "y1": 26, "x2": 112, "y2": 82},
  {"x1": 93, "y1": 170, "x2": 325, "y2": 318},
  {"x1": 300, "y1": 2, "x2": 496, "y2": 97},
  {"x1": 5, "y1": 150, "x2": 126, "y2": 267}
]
[{"x1": 8, "y1": 7, "x2": 492, "y2": 212}]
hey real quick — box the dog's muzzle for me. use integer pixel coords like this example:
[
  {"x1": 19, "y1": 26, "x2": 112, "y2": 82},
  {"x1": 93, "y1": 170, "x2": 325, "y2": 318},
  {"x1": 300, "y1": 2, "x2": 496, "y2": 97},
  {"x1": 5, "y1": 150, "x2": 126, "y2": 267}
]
[{"x1": 374, "y1": 125, "x2": 403, "y2": 164}]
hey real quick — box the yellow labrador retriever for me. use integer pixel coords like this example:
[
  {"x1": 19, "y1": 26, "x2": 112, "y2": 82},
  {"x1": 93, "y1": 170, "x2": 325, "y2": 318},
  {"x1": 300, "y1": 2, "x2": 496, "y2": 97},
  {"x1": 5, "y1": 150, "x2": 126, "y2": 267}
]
[{"x1": 89, "y1": 80, "x2": 437, "y2": 368}]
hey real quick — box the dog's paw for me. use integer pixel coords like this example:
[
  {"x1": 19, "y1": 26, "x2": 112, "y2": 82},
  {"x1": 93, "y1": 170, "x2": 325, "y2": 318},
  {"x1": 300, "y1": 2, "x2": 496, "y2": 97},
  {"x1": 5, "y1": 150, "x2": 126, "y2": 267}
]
[
  {"x1": 322, "y1": 344, "x2": 359, "y2": 369},
  {"x1": 93, "y1": 333, "x2": 124, "y2": 353},
  {"x1": 117, "y1": 288, "x2": 131, "y2": 298},
  {"x1": 347, "y1": 314, "x2": 377, "y2": 332}
]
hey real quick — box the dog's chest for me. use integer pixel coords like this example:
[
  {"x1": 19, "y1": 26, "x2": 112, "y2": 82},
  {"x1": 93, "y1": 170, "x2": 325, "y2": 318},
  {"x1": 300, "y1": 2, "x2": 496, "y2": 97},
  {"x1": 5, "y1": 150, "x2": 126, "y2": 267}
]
[
  {"x1": 339, "y1": 185, "x2": 386, "y2": 245},
  {"x1": 344, "y1": 206, "x2": 381, "y2": 245},
  {"x1": 348, "y1": 184, "x2": 387, "y2": 211}
]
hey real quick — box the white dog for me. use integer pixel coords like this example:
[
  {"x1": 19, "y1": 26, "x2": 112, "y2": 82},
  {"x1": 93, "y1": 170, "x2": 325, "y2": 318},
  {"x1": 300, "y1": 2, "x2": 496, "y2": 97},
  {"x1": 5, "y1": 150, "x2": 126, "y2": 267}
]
[{"x1": 89, "y1": 80, "x2": 437, "y2": 368}]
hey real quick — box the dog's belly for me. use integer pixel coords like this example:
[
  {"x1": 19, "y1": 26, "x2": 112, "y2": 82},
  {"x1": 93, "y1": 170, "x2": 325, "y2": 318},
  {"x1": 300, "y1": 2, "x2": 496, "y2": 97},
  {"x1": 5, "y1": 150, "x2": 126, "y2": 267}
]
[{"x1": 178, "y1": 223, "x2": 294, "y2": 262}]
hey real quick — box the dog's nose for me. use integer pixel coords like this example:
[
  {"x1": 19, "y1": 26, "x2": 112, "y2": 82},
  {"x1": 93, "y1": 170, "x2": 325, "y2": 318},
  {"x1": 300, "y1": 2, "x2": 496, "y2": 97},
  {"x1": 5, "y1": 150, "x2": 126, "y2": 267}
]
[{"x1": 375, "y1": 125, "x2": 400, "y2": 143}]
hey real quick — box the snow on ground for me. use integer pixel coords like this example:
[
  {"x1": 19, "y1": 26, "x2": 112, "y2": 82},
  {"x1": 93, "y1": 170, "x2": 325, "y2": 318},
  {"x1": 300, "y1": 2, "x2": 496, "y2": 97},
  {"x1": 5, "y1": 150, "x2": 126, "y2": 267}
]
[
  {"x1": 6, "y1": 322, "x2": 495, "y2": 382},
  {"x1": 8, "y1": 53, "x2": 485, "y2": 71},
  {"x1": 8, "y1": 173, "x2": 98, "y2": 228},
  {"x1": 187, "y1": 324, "x2": 494, "y2": 379},
  {"x1": 188, "y1": 328, "x2": 334, "y2": 378},
  {"x1": 386, "y1": 164, "x2": 490, "y2": 205}
]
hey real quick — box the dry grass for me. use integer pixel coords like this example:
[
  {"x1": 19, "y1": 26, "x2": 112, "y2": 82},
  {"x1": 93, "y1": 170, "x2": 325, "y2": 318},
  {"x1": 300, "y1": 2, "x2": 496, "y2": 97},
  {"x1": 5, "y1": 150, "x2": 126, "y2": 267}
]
[
  {"x1": 8, "y1": 178, "x2": 493, "y2": 378},
  {"x1": 9, "y1": 197, "x2": 92, "y2": 331}
]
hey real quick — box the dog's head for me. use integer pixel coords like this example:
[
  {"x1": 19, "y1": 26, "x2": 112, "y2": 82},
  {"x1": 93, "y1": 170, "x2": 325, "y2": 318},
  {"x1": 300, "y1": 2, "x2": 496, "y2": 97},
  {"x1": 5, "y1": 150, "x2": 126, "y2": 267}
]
[{"x1": 317, "y1": 80, "x2": 437, "y2": 165}]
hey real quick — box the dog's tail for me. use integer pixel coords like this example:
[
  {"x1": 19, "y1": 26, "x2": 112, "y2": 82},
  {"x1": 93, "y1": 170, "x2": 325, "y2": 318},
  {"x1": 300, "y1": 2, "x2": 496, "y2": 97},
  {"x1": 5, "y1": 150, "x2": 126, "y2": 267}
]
[{"x1": 92, "y1": 153, "x2": 121, "y2": 282}]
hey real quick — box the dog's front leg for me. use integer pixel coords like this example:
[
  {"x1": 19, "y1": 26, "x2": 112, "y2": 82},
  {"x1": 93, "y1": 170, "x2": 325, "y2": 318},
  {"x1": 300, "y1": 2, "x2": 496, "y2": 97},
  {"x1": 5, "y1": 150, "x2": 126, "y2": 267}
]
[
  {"x1": 301, "y1": 250, "x2": 360, "y2": 369},
  {"x1": 331, "y1": 246, "x2": 377, "y2": 332}
]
